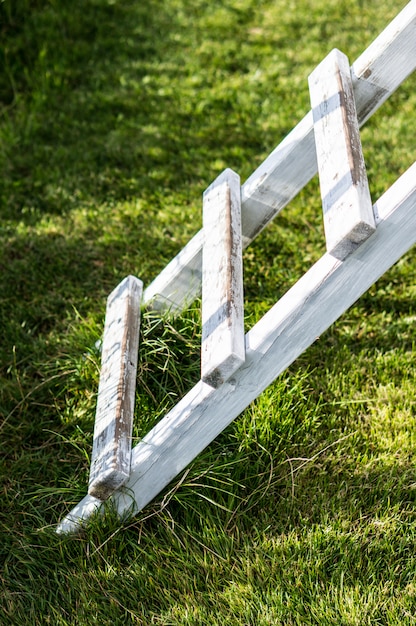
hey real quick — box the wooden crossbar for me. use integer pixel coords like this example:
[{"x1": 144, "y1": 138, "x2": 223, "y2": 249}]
[
  {"x1": 142, "y1": 0, "x2": 416, "y2": 313},
  {"x1": 201, "y1": 169, "x2": 245, "y2": 387},
  {"x1": 57, "y1": 161, "x2": 416, "y2": 533},
  {"x1": 309, "y1": 49, "x2": 375, "y2": 259},
  {"x1": 88, "y1": 276, "x2": 142, "y2": 500}
]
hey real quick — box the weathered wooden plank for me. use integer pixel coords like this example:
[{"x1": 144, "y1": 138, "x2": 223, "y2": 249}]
[
  {"x1": 201, "y1": 169, "x2": 245, "y2": 387},
  {"x1": 141, "y1": 1, "x2": 416, "y2": 313},
  {"x1": 309, "y1": 49, "x2": 375, "y2": 259},
  {"x1": 57, "y1": 160, "x2": 416, "y2": 533},
  {"x1": 88, "y1": 275, "x2": 143, "y2": 500}
]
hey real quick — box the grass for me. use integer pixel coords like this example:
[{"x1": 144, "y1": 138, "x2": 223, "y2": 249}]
[{"x1": 0, "y1": 0, "x2": 415, "y2": 623}]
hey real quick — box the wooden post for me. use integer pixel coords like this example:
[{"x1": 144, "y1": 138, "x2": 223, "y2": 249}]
[
  {"x1": 88, "y1": 275, "x2": 143, "y2": 500},
  {"x1": 309, "y1": 49, "x2": 375, "y2": 259},
  {"x1": 201, "y1": 169, "x2": 245, "y2": 387}
]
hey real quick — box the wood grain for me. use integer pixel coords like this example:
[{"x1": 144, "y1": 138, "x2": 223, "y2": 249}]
[
  {"x1": 88, "y1": 275, "x2": 143, "y2": 500},
  {"x1": 201, "y1": 169, "x2": 245, "y2": 387},
  {"x1": 309, "y1": 48, "x2": 375, "y2": 259}
]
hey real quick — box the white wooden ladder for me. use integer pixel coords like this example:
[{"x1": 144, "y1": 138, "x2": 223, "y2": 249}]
[{"x1": 57, "y1": 1, "x2": 416, "y2": 533}]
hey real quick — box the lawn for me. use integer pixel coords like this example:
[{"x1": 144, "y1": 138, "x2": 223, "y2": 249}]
[{"x1": 0, "y1": 0, "x2": 415, "y2": 624}]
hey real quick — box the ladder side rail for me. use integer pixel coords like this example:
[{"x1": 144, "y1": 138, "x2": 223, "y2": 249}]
[
  {"x1": 142, "y1": 1, "x2": 416, "y2": 313},
  {"x1": 57, "y1": 160, "x2": 416, "y2": 533}
]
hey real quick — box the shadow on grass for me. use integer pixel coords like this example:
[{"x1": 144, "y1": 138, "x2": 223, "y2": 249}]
[
  {"x1": 0, "y1": 0, "x2": 268, "y2": 362},
  {"x1": 2, "y1": 0, "x2": 179, "y2": 220},
  {"x1": 0, "y1": 0, "x2": 266, "y2": 225}
]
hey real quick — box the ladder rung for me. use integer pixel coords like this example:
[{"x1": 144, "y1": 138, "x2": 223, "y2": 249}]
[
  {"x1": 201, "y1": 168, "x2": 245, "y2": 387},
  {"x1": 309, "y1": 48, "x2": 375, "y2": 260},
  {"x1": 88, "y1": 275, "x2": 143, "y2": 500}
]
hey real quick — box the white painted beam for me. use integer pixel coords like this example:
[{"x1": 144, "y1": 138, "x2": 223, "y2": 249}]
[
  {"x1": 57, "y1": 161, "x2": 416, "y2": 533},
  {"x1": 309, "y1": 48, "x2": 375, "y2": 259},
  {"x1": 201, "y1": 169, "x2": 245, "y2": 387},
  {"x1": 88, "y1": 275, "x2": 143, "y2": 500},
  {"x1": 142, "y1": 1, "x2": 416, "y2": 313},
  {"x1": 143, "y1": 229, "x2": 204, "y2": 313}
]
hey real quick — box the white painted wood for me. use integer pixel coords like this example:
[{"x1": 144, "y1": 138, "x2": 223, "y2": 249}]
[
  {"x1": 309, "y1": 49, "x2": 375, "y2": 259},
  {"x1": 201, "y1": 169, "x2": 245, "y2": 387},
  {"x1": 57, "y1": 161, "x2": 416, "y2": 533},
  {"x1": 351, "y1": 0, "x2": 416, "y2": 125},
  {"x1": 141, "y1": 1, "x2": 416, "y2": 313},
  {"x1": 88, "y1": 275, "x2": 143, "y2": 500},
  {"x1": 143, "y1": 230, "x2": 204, "y2": 313},
  {"x1": 56, "y1": 495, "x2": 102, "y2": 534}
]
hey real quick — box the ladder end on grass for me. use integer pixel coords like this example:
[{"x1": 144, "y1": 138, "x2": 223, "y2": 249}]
[{"x1": 56, "y1": 495, "x2": 103, "y2": 535}]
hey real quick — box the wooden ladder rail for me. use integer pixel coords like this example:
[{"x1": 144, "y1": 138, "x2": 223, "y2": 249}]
[
  {"x1": 56, "y1": 1, "x2": 416, "y2": 533},
  {"x1": 57, "y1": 161, "x2": 416, "y2": 534}
]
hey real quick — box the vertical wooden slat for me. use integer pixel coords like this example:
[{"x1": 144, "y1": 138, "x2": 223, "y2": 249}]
[
  {"x1": 309, "y1": 48, "x2": 375, "y2": 259},
  {"x1": 88, "y1": 275, "x2": 143, "y2": 500},
  {"x1": 201, "y1": 168, "x2": 245, "y2": 387}
]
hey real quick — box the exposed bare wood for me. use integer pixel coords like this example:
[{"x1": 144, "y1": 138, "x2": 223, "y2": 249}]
[
  {"x1": 88, "y1": 275, "x2": 143, "y2": 500},
  {"x1": 309, "y1": 48, "x2": 375, "y2": 259},
  {"x1": 201, "y1": 169, "x2": 245, "y2": 387}
]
